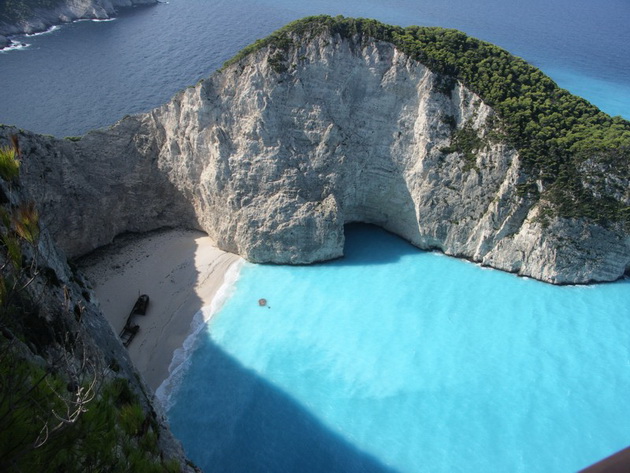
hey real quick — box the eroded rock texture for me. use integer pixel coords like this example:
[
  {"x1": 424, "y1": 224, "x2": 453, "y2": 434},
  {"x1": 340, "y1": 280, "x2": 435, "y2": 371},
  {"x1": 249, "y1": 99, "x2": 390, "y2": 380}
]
[{"x1": 4, "y1": 31, "x2": 629, "y2": 283}]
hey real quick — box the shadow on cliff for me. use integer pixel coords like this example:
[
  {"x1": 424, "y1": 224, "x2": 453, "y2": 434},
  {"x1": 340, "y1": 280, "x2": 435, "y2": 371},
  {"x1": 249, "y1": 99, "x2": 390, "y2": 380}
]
[
  {"x1": 325, "y1": 223, "x2": 422, "y2": 267},
  {"x1": 167, "y1": 338, "x2": 399, "y2": 473}
]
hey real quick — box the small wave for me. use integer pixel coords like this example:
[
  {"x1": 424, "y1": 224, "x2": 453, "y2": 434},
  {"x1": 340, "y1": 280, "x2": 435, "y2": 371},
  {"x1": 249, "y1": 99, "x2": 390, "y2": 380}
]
[
  {"x1": 1, "y1": 41, "x2": 31, "y2": 52},
  {"x1": 155, "y1": 259, "x2": 244, "y2": 411},
  {"x1": 3, "y1": 15, "x2": 113, "y2": 52},
  {"x1": 155, "y1": 307, "x2": 209, "y2": 412},
  {"x1": 25, "y1": 25, "x2": 60, "y2": 37}
]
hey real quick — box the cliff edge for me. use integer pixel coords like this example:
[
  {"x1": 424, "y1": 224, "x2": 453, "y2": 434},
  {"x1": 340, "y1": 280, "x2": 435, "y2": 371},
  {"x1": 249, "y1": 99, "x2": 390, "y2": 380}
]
[
  {"x1": 4, "y1": 16, "x2": 630, "y2": 284},
  {"x1": 0, "y1": 140, "x2": 196, "y2": 471}
]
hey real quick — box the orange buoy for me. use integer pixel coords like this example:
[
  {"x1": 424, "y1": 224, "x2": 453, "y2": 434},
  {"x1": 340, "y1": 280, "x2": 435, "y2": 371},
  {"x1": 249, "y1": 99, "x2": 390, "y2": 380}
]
[{"x1": 258, "y1": 298, "x2": 267, "y2": 307}]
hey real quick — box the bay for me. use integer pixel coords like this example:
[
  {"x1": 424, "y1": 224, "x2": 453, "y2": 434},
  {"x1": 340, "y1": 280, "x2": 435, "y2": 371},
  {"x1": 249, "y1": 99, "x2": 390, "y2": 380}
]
[{"x1": 168, "y1": 225, "x2": 630, "y2": 472}]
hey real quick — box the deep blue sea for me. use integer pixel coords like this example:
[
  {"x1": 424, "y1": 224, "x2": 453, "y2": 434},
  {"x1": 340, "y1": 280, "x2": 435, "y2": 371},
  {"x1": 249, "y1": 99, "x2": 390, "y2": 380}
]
[{"x1": 1, "y1": 1, "x2": 629, "y2": 471}]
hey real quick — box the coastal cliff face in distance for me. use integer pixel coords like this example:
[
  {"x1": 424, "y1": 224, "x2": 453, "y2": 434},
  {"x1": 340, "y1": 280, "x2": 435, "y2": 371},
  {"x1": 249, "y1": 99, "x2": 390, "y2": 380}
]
[
  {"x1": 4, "y1": 16, "x2": 630, "y2": 284},
  {"x1": 0, "y1": 0, "x2": 156, "y2": 36}
]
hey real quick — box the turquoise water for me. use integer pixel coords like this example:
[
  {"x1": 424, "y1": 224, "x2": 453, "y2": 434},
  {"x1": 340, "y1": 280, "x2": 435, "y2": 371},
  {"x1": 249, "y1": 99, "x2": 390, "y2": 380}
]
[{"x1": 167, "y1": 225, "x2": 630, "y2": 472}]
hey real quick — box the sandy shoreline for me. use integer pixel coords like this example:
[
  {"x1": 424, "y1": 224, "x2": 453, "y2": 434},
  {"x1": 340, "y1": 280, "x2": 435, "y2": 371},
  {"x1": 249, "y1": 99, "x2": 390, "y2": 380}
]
[{"x1": 79, "y1": 228, "x2": 242, "y2": 393}]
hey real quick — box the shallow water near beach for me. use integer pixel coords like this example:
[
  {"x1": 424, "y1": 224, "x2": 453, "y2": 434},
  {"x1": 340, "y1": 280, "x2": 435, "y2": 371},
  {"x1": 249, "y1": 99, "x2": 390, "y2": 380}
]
[{"x1": 167, "y1": 225, "x2": 630, "y2": 473}]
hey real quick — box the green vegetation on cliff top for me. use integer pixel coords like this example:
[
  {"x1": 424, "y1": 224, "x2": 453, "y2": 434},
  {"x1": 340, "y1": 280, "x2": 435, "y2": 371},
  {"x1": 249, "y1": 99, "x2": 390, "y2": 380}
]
[{"x1": 224, "y1": 15, "x2": 630, "y2": 226}]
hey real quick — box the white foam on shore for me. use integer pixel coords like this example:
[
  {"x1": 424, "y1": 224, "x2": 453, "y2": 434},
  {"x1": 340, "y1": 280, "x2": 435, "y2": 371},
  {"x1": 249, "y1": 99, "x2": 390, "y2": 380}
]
[
  {"x1": 155, "y1": 259, "x2": 244, "y2": 411},
  {"x1": 76, "y1": 17, "x2": 116, "y2": 23},
  {"x1": 2, "y1": 16, "x2": 114, "y2": 52},
  {"x1": 1, "y1": 40, "x2": 31, "y2": 52},
  {"x1": 25, "y1": 25, "x2": 60, "y2": 36}
]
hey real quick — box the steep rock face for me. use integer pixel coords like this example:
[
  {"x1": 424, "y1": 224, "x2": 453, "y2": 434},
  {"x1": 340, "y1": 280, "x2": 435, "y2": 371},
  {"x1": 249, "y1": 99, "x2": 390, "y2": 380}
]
[
  {"x1": 0, "y1": 171, "x2": 194, "y2": 470},
  {"x1": 142, "y1": 33, "x2": 629, "y2": 283},
  {"x1": 5, "y1": 122, "x2": 197, "y2": 257},
  {"x1": 150, "y1": 37, "x2": 519, "y2": 261},
  {"x1": 4, "y1": 30, "x2": 630, "y2": 283},
  {"x1": 0, "y1": 0, "x2": 156, "y2": 37}
]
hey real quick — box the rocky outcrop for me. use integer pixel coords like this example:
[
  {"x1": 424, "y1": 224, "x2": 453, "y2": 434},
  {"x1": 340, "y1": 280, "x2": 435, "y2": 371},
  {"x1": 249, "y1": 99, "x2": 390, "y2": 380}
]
[
  {"x1": 2, "y1": 24, "x2": 629, "y2": 284},
  {"x1": 146, "y1": 34, "x2": 630, "y2": 283},
  {"x1": 0, "y1": 0, "x2": 156, "y2": 37},
  {"x1": 3, "y1": 121, "x2": 196, "y2": 257}
]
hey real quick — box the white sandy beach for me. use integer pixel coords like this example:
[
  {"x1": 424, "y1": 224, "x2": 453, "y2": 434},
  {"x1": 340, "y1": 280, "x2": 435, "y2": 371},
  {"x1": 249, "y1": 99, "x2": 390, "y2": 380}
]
[{"x1": 79, "y1": 229, "x2": 242, "y2": 392}]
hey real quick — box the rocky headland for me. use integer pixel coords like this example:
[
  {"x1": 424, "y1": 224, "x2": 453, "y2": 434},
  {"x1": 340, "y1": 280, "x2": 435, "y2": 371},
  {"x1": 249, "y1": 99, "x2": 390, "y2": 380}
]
[
  {"x1": 0, "y1": 0, "x2": 156, "y2": 44},
  {"x1": 3, "y1": 15, "x2": 629, "y2": 284}
]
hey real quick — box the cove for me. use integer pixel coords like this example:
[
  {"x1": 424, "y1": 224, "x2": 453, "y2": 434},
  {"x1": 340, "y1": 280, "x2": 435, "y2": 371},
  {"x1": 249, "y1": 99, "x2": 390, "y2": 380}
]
[{"x1": 167, "y1": 224, "x2": 630, "y2": 473}]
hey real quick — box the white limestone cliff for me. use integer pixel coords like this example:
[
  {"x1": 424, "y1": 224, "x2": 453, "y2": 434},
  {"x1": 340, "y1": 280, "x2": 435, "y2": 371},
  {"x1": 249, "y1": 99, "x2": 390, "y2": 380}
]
[{"x1": 5, "y1": 31, "x2": 630, "y2": 284}]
